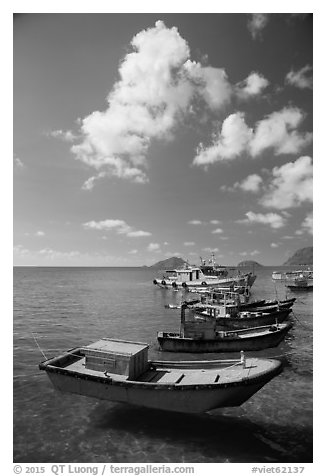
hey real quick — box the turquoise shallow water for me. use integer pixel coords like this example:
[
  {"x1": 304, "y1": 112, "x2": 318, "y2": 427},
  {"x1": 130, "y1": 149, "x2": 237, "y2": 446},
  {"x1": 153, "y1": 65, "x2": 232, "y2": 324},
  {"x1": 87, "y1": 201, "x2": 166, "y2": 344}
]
[{"x1": 13, "y1": 266, "x2": 313, "y2": 463}]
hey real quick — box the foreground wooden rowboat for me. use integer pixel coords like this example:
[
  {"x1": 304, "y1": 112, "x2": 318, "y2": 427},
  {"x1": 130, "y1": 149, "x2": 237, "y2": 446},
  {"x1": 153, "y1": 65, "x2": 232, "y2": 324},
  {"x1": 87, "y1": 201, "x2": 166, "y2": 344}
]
[{"x1": 39, "y1": 338, "x2": 283, "y2": 413}]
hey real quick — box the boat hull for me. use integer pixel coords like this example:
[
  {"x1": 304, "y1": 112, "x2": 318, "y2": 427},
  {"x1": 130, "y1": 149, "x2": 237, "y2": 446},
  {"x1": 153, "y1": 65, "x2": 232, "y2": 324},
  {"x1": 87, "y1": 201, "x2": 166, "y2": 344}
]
[
  {"x1": 286, "y1": 285, "x2": 313, "y2": 291},
  {"x1": 154, "y1": 276, "x2": 248, "y2": 289},
  {"x1": 41, "y1": 357, "x2": 282, "y2": 413},
  {"x1": 154, "y1": 272, "x2": 256, "y2": 290},
  {"x1": 202, "y1": 308, "x2": 292, "y2": 330},
  {"x1": 157, "y1": 323, "x2": 292, "y2": 353},
  {"x1": 240, "y1": 301, "x2": 294, "y2": 314}
]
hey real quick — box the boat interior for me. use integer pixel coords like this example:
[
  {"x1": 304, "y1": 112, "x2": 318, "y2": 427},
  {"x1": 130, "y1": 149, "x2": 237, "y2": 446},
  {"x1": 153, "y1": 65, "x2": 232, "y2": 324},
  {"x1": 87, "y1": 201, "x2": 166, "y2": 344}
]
[{"x1": 41, "y1": 346, "x2": 275, "y2": 387}]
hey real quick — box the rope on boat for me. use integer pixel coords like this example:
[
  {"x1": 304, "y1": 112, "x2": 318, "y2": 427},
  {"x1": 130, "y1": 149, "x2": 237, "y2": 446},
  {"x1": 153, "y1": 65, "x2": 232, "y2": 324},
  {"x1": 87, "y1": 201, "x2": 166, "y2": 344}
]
[
  {"x1": 31, "y1": 332, "x2": 48, "y2": 360},
  {"x1": 13, "y1": 373, "x2": 44, "y2": 379},
  {"x1": 291, "y1": 311, "x2": 313, "y2": 330},
  {"x1": 264, "y1": 350, "x2": 295, "y2": 359}
]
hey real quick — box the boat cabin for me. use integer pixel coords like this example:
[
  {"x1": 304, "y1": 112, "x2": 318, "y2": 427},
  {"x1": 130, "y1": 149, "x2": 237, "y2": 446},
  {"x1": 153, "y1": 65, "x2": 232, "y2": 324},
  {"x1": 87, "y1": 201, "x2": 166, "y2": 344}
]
[
  {"x1": 200, "y1": 291, "x2": 241, "y2": 307},
  {"x1": 200, "y1": 253, "x2": 228, "y2": 278},
  {"x1": 164, "y1": 267, "x2": 202, "y2": 282},
  {"x1": 180, "y1": 304, "x2": 238, "y2": 339},
  {"x1": 200, "y1": 265, "x2": 228, "y2": 277},
  {"x1": 180, "y1": 306, "x2": 219, "y2": 339},
  {"x1": 81, "y1": 338, "x2": 149, "y2": 380}
]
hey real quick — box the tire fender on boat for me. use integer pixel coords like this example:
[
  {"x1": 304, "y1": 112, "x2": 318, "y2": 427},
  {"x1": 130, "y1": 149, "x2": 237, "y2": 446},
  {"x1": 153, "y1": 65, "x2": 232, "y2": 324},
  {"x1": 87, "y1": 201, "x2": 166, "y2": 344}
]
[
  {"x1": 161, "y1": 280, "x2": 166, "y2": 286},
  {"x1": 201, "y1": 281, "x2": 207, "y2": 286}
]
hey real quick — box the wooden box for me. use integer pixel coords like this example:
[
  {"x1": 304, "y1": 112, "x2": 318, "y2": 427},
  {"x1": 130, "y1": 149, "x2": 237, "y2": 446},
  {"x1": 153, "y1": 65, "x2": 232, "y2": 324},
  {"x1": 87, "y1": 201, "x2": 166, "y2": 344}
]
[{"x1": 81, "y1": 338, "x2": 149, "y2": 379}]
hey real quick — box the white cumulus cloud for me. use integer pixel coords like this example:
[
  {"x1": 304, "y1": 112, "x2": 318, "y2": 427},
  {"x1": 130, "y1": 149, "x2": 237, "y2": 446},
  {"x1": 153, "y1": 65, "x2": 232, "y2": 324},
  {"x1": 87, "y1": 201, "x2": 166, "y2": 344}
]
[
  {"x1": 250, "y1": 108, "x2": 312, "y2": 157},
  {"x1": 238, "y1": 211, "x2": 287, "y2": 229},
  {"x1": 295, "y1": 211, "x2": 313, "y2": 235},
  {"x1": 193, "y1": 112, "x2": 253, "y2": 166},
  {"x1": 236, "y1": 72, "x2": 269, "y2": 99},
  {"x1": 14, "y1": 156, "x2": 24, "y2": 168},
  {"x1": 247, "y1": 14, "x2": 269, "y2": 40},
  {"x1": 260, "y1": 156, "x2": 313, "y2": 209},
  {"x1": 193, "y1": 107, "x2": 312, "y2": 167},
  {"x1": 285, "y1": 65, "x2": 313, "y2": 90},
  {"x1": 210, "y1": 220, "x2": 221, "y2": 225},
  {"x1": 83, "y1": 219, "x2": 151, "y2": 237},
  {"x1": 188, "y1": 220, "x2": 203, "y2": 225},
  {"x1": 82, "y1": 172, "x2": 107, "y2": 191},
  {"x1": 234, "y1": 174, "x2": 263, "y2": 193},
  {"x1": 49, "y1": 129, "x2": 77, "y2": 142},
  {"x1": 148, "y1": 243, "x2": 161, "y2": 252},
  {"x1": 70, "y1": 21, "x2": 234, "y2": 186}
]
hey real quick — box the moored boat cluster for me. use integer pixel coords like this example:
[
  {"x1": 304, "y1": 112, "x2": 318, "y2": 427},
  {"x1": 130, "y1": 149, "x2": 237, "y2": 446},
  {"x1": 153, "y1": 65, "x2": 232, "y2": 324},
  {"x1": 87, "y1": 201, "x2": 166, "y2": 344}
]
[
  {"x1": 272, "y1": 268, "x2": 313, "y2": 291},
  {"x1": 39, "y1": 258, "x2": 294, "y2": 414}
]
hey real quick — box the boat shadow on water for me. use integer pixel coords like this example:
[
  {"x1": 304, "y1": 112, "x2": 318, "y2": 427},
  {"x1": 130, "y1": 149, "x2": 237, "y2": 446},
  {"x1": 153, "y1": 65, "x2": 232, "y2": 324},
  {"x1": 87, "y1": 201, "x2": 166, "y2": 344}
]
[{"x1": 87, "y1": 401, "x2": 312, "y2": 463}]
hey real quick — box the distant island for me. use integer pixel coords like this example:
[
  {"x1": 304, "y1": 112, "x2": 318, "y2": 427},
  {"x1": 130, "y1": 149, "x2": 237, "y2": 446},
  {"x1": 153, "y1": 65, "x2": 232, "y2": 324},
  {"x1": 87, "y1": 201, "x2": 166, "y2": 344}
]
[
  {"x1": 237, "y1": 260, "x2": 264, "y2": 268},
  {"x1": 283, "y1": 246, "x2": 313, "y2": 265},
  {"x1": 147, "y1": 247, "x2": 313, "y2": 269},
  {"x1": 149, "y1": 257, "x2": 187, "y2": 269}
]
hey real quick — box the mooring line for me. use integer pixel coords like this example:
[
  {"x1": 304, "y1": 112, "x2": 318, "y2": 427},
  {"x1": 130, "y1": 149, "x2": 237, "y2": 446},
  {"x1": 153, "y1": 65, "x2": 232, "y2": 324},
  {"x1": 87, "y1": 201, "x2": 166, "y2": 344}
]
[
  {"x1": 13, "y1": 373, "x2": 43, "y2": 379},
  {"x1": 291, "y1": 311, "x2": 313, "y2": 330},
  {"x1": 31, "y1": 332, "x2": 48, "y2": 360}
]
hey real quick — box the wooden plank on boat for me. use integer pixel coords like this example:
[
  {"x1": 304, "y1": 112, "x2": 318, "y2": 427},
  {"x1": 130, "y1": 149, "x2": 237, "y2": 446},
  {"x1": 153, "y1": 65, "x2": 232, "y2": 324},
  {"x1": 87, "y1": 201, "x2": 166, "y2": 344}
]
[
  {"x1": 158, "y1": 372, "x2": 185, "y2": 384},
  {"x1": 180, "y1": 370, "x2": 219, "y2": 385}
]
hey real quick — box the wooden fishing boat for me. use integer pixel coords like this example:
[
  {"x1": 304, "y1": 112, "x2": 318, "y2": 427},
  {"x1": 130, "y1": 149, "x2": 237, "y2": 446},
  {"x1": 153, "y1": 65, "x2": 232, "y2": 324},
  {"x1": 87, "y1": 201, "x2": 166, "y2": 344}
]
[
  {"x1": 153, "y1": 263, "x2": 256, "y2": 290},
  {"x1": 240, "y1": 297, "x2": 296, "y2": 311},
  {"x1": 195, "y1": 306, "x2": 292, "y2": 329},
  {"x1": 238, "y1": 301, "x2": 295, "y2": 314},
  {"x1": 194, "y1": 290, "x2": 295, "y2": 314},
  {"x1": 39, "y1": 338, "x2": 283, "y2": 413},
  {"x1": 165, "y1": 295, "x2": 294, "y2": 318},
  {"x1": 272, "y1": 269, "x2": 313, "y2": 281},
  {"x1": 286, "y1": 277, "x2": 313, "y2": 291},
  {"x1": 157, "y1": 303, "x2": 292, "y2": 352},
  {"x1": 157, "y1": 323, "x2": 292, "y2": 353},
  {"x1": 200, "y1": 253, "x2": 257, "y2": 288},
  {"x1": 199, "y1": 253, "x2": 229, "y2": 278},
  {"x1": 186, "y1": 291, "x2": 293, "y2": 325}
]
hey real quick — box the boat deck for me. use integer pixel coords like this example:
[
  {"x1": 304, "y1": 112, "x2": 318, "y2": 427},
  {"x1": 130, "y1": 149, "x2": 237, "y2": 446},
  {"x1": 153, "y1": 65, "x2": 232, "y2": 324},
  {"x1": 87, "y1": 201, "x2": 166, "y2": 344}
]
[
  {"x1": 217, "y1": 324, "x2": 288, "y2": 339},
  {"x1": 50, "y1": 354, "x2": 275, "y2": 386}
]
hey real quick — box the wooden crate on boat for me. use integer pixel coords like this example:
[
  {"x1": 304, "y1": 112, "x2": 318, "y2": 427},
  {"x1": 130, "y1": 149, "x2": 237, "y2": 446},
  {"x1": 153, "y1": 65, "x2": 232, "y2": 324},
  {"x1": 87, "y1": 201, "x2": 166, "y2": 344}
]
[{"x1": 81, "y1": 338, "x2": 149, "y2": 379}]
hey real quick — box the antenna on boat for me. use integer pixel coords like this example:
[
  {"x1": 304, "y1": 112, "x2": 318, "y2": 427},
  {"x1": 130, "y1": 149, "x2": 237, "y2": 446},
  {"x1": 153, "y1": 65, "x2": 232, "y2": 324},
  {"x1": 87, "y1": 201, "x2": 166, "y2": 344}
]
[
  {"x1": 180, "y1": 303, "x2": 186, "y2": 338},
  {"x1": 273, "y1": 281, "x2": 279, "y2": 303}
]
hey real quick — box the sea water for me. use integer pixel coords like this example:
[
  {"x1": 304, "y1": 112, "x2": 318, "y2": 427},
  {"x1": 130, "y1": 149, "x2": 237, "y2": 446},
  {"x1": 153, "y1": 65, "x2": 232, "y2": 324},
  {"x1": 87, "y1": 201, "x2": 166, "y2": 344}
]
[{"x1": 13, "y1": 266, "x2": 313, "y2": 463}]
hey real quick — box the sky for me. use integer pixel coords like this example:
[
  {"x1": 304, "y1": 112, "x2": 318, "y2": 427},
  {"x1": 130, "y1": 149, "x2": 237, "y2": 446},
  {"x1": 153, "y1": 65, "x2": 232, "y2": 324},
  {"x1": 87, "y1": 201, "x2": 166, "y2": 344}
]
[{"x1": 13, "y1": 12, "x2": 313, "y2": 267}]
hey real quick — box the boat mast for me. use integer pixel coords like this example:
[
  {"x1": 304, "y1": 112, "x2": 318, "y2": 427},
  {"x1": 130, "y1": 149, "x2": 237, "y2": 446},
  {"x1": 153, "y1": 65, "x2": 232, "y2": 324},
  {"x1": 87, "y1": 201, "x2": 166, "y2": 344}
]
[{"x1": 180, "y1": 303, "x2": 186, "y2": 338}]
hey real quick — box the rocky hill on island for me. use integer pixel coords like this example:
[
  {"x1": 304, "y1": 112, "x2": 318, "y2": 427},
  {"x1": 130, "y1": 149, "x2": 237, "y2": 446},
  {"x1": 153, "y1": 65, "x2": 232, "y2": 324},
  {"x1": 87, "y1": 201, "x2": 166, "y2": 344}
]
[
  {"x1": 283, "y1": 246, "x2": 313, "y2": 265},
  {"x1": 237, "y1": 260, "x2": 264, "y2": 268},
  {"x1": 149, "y1": 257, "x2": 187, "y2": 269}
]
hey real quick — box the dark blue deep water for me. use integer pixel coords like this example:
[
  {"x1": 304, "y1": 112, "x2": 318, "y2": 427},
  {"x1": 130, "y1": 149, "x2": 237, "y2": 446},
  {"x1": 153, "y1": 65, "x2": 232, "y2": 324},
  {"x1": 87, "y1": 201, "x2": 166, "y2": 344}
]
[{"x1": 13, "y1": 266, "x2": 313, "y2": 463}]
